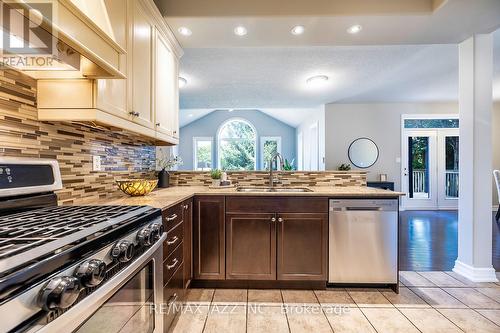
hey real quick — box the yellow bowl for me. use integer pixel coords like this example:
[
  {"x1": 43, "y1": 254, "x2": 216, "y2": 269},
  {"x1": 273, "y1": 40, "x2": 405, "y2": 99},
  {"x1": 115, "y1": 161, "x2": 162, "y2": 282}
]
[{"x1": 116, "y1": 179, "x2": 158, "y2": 196}]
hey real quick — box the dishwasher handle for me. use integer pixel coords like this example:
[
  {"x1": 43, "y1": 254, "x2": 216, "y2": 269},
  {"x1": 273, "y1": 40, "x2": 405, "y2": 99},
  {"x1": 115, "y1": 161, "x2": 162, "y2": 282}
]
[
  {"x1": 331, "y1": 206, "x2": 382, "y2": 212},
  {"x1": 330, "y1": 199, "x2": 398, "y2": 212}
]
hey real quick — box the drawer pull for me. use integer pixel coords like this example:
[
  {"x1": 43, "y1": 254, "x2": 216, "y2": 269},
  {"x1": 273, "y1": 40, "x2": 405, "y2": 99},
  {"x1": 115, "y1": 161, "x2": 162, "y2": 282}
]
[
  {"x1": 166, "y1": 236, "x2": 179, "y2": 245},
  {"x1": 167, "y1": 293, "x2": 178, "y2": 307},
  {"x1": 271, "y1": 217, "x2": 276, "y2": 222},
  {"x1": 167, "y1": 258, "x2": 179, "y2": 270},
  {"x1": 183, "y1": 204, "x2": 189, "y2": 210},
  {"x1": 165, "y1": 214, "x2": 178, "y2": 222},
  {"x1": 278, "y1": 217, "x2": 284, "y2": 222}
]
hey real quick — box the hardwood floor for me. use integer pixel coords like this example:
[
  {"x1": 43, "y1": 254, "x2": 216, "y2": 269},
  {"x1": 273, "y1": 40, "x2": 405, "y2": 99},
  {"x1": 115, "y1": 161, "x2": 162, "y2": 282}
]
[{"x1": 399, "y1": 210, "x2": 500, "y2": 271}]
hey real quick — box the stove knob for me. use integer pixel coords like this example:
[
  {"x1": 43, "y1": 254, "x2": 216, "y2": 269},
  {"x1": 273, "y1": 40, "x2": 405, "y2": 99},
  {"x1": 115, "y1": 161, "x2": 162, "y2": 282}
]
[
  {"x1": 37, "y1": 276, "x2": 81, "y2": 311},
  {"x1": 137, "y1": 227, "x2": 153, "y2": 247},
  {"x1": 74, "y1": 259, "x2": 106, "y2": 287},
  {"x1": 149, "y1": 222, "x2": 164, "y2": 241},
  {"x1": 110, "y1": 240, "x2": 135, "y2": 262}
]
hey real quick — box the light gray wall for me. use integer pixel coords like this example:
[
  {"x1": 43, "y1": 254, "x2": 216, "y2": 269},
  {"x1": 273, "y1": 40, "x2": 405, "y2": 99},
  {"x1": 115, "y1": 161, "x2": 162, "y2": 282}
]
[
  {"x1": 325, "y1": 102, "x2": 458, "y2": 191},
  {"x1": 178, "y1": 110, "x2": 296, "y2": 170},
  {"x1": 493, "y1": 103, "x2": 500, "y2": 206},
  {"x1": 325, "y1": 102, "x2": 500, "y2": 206}
]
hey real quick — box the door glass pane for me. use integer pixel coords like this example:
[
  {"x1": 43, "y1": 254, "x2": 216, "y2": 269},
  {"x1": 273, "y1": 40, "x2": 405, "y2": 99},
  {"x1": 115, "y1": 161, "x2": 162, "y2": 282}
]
[
  {"x1": 195, "y1": 140, "x2": 212, "y2": 171},
  {"x1": 445, "y1": 136, "x2": 459, "y2": 198},
  {"x1": 404, "y1": 119, "x2": 459, "y2": 128},
  {"x1": 408, "y1": 136, "x2": 430, "y2": 199}
]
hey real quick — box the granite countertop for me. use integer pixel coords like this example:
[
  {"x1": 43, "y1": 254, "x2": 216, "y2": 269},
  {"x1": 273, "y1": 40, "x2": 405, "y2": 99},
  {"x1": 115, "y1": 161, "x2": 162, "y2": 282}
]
[{"x1": 83, "y1": 186, "x2": 404, "y2": 210}]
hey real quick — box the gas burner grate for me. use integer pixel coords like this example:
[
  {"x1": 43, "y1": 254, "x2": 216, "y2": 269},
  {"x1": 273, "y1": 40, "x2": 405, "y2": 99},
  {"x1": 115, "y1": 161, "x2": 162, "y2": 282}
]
[{"x1": 0, "y1": 205, "x2": 148, "y2": 260}]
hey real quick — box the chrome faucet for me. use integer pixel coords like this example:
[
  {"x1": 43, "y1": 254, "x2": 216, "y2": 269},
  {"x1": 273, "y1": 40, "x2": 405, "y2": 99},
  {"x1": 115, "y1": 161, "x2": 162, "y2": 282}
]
[{"x1": 268, "y1": 153, "x2": 284, "y2": 189}]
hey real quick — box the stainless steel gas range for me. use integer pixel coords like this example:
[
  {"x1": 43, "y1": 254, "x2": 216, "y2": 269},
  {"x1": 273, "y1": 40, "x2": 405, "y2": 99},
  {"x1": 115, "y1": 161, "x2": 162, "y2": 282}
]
[{"x1": 0, "y1": 158, "x2": 165, "y2": 333}]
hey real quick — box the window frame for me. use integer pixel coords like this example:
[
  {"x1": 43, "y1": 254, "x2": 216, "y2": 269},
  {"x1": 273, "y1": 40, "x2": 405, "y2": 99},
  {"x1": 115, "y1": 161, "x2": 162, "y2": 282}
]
[
  {"x1": 193, "y1": 136, "x2": 213, "y2": 171},
  {"x1": 217, "y1": 118, "x2": 257, "y2": 170},
  {"x1": 260, "y1": 136, "x2": 282, "y2": 170}
]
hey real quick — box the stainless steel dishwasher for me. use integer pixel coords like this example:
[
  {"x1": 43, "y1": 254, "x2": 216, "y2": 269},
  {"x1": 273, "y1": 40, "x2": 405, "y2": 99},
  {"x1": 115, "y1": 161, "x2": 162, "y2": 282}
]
[{"x1": 329, "y1": 199, "x2": 398, "y2": 284}]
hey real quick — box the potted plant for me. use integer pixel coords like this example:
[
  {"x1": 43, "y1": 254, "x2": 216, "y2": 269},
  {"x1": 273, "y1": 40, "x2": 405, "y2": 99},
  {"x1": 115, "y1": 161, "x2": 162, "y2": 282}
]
[
  {"x1": 210, "y1": 169, "x2": 222, "y2": 187},
  {"x1": 157, "y1": 154, "x2": 183, "y2": 188},
  {"x1": 282, "y1": 158, "x2": 295, "y2": 171}
]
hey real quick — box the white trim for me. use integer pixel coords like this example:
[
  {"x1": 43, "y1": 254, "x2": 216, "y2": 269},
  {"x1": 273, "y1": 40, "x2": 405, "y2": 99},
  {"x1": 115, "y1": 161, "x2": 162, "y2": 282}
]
[
  {"x1": 193, "y1": 137, "x2": 213, "y2": 171},
  {"x1": 260, "y1": 136, "x2": 282, "y2": 170},
  {"x1": 216, "y1": 118, "x2": 257, "y2": 170},
  {"x1": 452, "y1": 260, "x2": 498, "y2": 282}
]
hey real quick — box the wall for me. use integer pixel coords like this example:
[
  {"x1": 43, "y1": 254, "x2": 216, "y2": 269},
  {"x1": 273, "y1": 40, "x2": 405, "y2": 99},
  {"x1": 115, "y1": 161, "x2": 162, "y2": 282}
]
[
  {"x1": 493, "y1": 103, "x2": 500, "y2": 206},
  {"x1": 178, "y1": 110, "x2": 296, "y2": 170},
  {"x1": 325, "y1": 102, "x2": 458, "y2": 191},
  {"x1": 0, "y1": 69, "x2": 156, "y2": 205},
  {"x1": 295, "y1": 106, "x2": 326, "y2": 171}
]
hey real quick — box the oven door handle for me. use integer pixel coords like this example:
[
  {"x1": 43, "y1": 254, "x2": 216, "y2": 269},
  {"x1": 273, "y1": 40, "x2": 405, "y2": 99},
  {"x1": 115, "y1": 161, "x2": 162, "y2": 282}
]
[{"x1": 38, "y1": 233, "x2": 167, "y2": 333}]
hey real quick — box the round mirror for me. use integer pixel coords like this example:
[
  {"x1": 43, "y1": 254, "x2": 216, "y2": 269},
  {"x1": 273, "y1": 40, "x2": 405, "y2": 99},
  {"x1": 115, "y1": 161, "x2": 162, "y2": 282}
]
[{"x1": 348, "y1": 138, "x2": 379, "y2": 168}]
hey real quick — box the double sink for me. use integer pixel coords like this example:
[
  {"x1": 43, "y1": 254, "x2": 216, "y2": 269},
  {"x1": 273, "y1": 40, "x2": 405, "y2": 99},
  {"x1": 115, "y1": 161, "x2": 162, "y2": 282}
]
[{"x1": 236, "y1": 187, "x2": 313, "y2": 193}]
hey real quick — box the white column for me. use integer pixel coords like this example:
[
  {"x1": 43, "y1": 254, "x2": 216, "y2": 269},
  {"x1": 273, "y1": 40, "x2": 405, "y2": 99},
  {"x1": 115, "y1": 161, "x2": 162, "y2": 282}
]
[{"x1": 453, "y1": 34, "x2": 497, "y2": 282}]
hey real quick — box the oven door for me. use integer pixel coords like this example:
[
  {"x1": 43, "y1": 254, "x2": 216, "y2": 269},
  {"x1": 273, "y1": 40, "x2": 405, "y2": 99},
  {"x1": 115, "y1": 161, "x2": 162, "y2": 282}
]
[{"x1": 39, "y1": 234, "x2": 166, "y2": 333}]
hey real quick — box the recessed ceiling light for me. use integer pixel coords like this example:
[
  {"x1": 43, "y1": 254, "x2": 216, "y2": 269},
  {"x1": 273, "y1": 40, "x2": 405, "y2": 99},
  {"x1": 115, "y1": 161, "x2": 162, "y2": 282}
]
[
  {"x1": 228, "y1": 109, "x2": 234, "y2": 112},
  {"x1": 179, "y1": 77, "x2": 187, "y2": 88},
  {"x1": 234, "y1": 26, "x2": 248, "y2": 36},
  {"x1": 188, "y1": 114, "x2": 193, "y2": 118},
  {"x1": 306, "y1": 75, "x2": 329, "y2": 86},
  {"x1": 347, "y1": 25, "x2": 362, "y2": 34},
  {"x1": 178, "y1": 27, "x2": 192, "y2": 36},
  {"x1": 291, "y1": 25, "x2": 305, "y2": 35}
]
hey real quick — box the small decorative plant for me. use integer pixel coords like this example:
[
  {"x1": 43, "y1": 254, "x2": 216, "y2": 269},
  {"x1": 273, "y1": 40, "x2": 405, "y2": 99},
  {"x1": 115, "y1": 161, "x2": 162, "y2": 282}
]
[
  {"x1": 338, "y1": 163, "x2": 351, "y2": 171},
  {"x1": 157, "y1": 155, "x2": 183, "y2": 173},
  {"x1": 282, "y1": 158, "x2": 295, "y2": 171},
  {"x1": 156, "y1": 153, "x2": 183, "y2": 188},
  {"x1": 210, "y1": 169, "x2": 222, "y2": 187},
  {"x1": 210, "y1": 169, "x2": 222, "y2": 179}
]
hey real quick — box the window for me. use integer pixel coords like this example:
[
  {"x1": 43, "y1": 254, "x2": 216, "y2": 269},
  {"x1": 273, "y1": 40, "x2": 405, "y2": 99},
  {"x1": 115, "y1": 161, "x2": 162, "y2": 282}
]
[
  {"x1": 260, "y1": 137, "x2": 282, "y2": 170},
  {"x1": 193, "y1": 137, "x2": 212, "y2": 171},
  {"x1": 404, "y1": 119, "x2": 459, "y2": 128},
  {"x1": 217, "y1": 119, "x2": 256, "y2": 170}
]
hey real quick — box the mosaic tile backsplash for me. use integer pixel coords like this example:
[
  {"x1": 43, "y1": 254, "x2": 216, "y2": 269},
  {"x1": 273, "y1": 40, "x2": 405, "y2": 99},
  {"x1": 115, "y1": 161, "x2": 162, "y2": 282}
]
[
  {"x1": 0, "y1": 69, "x2": 157, "y2": 205},
  {"x1": 170, "y1": 171, "x2": 367, "y2": 187}
]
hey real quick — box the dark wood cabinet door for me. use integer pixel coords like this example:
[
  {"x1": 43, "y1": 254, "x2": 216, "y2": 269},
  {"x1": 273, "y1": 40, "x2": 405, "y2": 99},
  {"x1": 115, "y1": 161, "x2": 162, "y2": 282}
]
[
  {"x1": 277, "y1": 213, "x2": 328, "y2": 281},
  {"x1": 226, "y1": 213, "x2": 277, "y2": 280},
  {"x1": 193, "y1": 196, "x2": 225, "y2": 280},
  {"x1": 183, "y1": 199, "x2": 193, "y2": 288}
]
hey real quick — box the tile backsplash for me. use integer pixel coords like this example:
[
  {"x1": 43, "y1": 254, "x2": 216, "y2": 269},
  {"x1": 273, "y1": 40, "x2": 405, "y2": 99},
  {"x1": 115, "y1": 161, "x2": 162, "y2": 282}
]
[
  {"x1": 0, "y1": 68, "x2": 157, "y2": 205},
  {"x1": 170, "y1": 171, "x2": 367, "y2": 187}
]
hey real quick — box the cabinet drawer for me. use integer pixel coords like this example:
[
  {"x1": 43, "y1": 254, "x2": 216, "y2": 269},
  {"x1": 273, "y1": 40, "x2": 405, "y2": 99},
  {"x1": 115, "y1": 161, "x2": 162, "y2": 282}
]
[
  {"x1": 163, "y1": 243, "x2": 183, "y2": 285},
  {"x1": 226, "y1": 196, "x2": 328, "y2": 213},
  {"x1": 163, "y1": 262, "x2": 184, "y2": 332},
  {"x1": 163, "y1": 221, "x2": 183, "y2": 259},
  {"x1": 163, "y1": 203, "x2": 183, "y2": 232}
]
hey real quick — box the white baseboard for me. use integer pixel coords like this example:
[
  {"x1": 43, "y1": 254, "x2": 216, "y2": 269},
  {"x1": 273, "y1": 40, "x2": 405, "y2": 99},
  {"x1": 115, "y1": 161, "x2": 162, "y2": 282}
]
[{"x1": 453, "y1": 260, "x2": 498, "y2": 282}]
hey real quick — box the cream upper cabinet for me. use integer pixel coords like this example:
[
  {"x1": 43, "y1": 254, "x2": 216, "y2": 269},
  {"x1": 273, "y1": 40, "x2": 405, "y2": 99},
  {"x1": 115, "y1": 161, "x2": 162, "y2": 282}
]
[
  {"x1": 36, "y1": 0, "x2": 183, "y2": 145},
  {"x1": 95, "y1": 0, "x2": 128, "y2": 119},
  {"x1": 129, "y1": 0, "x2": 155, "y2": 129},
  {"x1": 155, "y1": 30, "x2": 180, "y2": 140}
]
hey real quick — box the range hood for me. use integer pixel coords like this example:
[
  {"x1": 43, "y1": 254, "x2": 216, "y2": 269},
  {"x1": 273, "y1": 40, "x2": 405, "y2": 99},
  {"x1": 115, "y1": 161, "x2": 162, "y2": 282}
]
[{"x1": 1, "y1": 0, "x2": 125, "y2": 79}]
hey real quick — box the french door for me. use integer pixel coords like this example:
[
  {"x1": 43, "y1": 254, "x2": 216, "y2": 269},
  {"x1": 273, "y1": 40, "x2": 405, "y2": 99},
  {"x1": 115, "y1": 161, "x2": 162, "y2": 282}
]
[{"x1": 402, "y1": 129, "x2": 459, "y2": 209}]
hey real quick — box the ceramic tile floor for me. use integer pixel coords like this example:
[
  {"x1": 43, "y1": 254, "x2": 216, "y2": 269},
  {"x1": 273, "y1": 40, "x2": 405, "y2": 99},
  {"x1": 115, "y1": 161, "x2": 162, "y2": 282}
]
[{"x1": 171, "y1": 271, "x2": 500, "y2": 333}]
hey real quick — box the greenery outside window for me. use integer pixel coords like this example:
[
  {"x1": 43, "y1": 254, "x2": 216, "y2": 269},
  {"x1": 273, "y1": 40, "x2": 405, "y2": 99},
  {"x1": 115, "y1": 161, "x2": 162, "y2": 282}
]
[
  {"x1": 193, "y1": 137, "x2": 212, "y2": 171},
  {"x1": 260, "y1": 137, "x2": 282, "y2": 170},
  {"x1": 217, "y1": 119, "x2": 257, "y2": 170}
]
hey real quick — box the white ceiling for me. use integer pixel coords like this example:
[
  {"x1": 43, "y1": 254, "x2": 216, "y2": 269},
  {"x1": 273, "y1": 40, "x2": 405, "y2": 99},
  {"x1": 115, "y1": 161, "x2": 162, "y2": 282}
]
[{"x1": 167, "y1": 0, "x2": 500, "y2": 48}]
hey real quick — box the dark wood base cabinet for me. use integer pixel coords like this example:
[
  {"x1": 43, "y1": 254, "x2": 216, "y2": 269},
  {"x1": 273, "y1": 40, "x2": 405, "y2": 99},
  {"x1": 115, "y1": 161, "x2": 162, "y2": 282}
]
[{"x1": 192, "y1": 196, "x2": 329, "y2": 288}]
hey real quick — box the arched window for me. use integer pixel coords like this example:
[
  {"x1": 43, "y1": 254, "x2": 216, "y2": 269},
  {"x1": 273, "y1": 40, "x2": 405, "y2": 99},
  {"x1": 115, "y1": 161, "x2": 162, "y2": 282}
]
[{"x1": 217, "y1": 118, "x2": 257, "y2": 170}]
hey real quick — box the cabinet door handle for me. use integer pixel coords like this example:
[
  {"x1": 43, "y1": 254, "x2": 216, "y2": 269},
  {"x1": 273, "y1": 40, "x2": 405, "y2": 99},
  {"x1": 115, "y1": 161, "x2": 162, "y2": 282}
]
[
  {"x1": 166, "y1": 236, "x2": 178, "y2": 245},
  {"x1": 271, "y1": 217, "x2": 276, "y2": 222},
  {"x1": 278, "y1": 217, "x2": 284, "y2": 222},
  {"x1": 156, "y1": 122, "x2": 161, "y2": 127},
  {"x1": 165, "y1": 214, "x2": 177, "y2": 222},
  {"x1": 167, "y1": 258, "x2": 179, "y2": 270},
  {"x1": 129, "y1": 111, "x2": 139, "y2": 117},
  {"x1": 183, "y1": 204, "x2": 189, "y2": 210}
]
